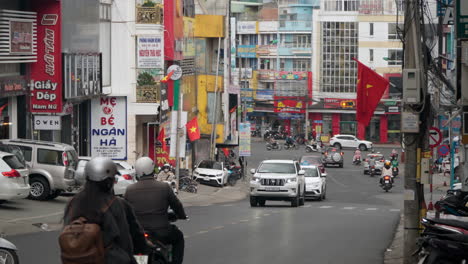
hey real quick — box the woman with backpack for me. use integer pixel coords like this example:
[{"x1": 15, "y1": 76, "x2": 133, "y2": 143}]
[{"x1": 60, "y1": 157, "x2": 150, "y2": 264}]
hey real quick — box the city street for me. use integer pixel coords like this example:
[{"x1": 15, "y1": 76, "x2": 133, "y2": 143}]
[{"x1": 5, "y1": 141, "x2": 403, "y2": 264}]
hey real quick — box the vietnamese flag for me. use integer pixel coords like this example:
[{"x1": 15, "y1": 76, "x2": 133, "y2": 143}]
[
  {"x1": 157, "y1": 127, "x2": 168, "y2": 152},
  {"x1": 186, "y1": 117, "x2": 201, "y2": 142},
  {"x1": 353, "y1": 58, "x2": 389, "y2": 127}
]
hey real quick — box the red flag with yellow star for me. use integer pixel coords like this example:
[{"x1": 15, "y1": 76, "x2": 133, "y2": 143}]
[
  {"x1": 354, "y1": 58, "x2": 389, "y2": 127},
  {"x1": 186, "y1": 117, "x2": 201, "y2": 142}
]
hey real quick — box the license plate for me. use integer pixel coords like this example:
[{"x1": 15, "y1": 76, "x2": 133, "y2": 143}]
[
  {"x1": 265, "y1": 186, "x2": 280, "y2": 191},
  {"x1": 204, "y1": 177, "x2": 210, "y2": 181},
  {"x1": 134, "y1": 255, "x2": 148, "y2": 264},
  {"x1": 385, "y1": 180, "x2": 390, "y2": 183}
]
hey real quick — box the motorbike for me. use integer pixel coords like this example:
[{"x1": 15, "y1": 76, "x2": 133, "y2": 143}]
[
  {"x1": 135, "y1": 212, "x2": 187, "y2": 264},
  {"x1": 164, "y1": 180, "x2": 178, "y2": 195},
  {"x1": 352, "y1": 156, "x2": 362, "y2": 165},
  {"x1": 0, "y1": 235, "x2": 19, "y2": 264},
  {"x1": 226, "y1": 163, "x2": 242, "y2": 186},
  {"x1": 370, "y1": 166, "x2": 376, "y2": 177},
  {"x1": 294, "y1": 134, "x2": 306, "y2": 145},
  {"x1": 380, "y1": 175, "x2": 393, "y2": 192},
  {"x1": 305, "y1": 142, "x2": 321, "y2": 153},
  {"x1": 266, "y1": 142, "x2": 281, "y2": 151},
  {"x1": 284, "y1": 142, "x2": 298, "y2": 150},
  {"x1": 392, "y1": 167, "x2": 399, "y2": 177},
  {"x1": 434, "y1": 191, "x2": 468, "y2": 217},
  {"x1": 416, "y1": 218, "x2": 468, "y2": 263}
]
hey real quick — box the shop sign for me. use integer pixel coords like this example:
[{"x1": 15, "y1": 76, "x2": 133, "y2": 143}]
[
  {"x1": 137, "y1": 35, "x2": 163, "y2": 69},
  {"x1": 160, "y1": 83, "x2": 169, "y2": 123},
  {"x1": 258, "y1": 70, "x2": 308, "y2": 80},
  {"x1": 239, "y1": 123, "x2": 251, "y2": 156},
  {"x1": 34, "y1": 115, "x2": 61, "y2": 130},
  {"x1": 230, "y1": 17, "x2": 236, "y2": 69},
  {"x1": 183, "y1": 17, "x2": 195, "y2": 57},
  {"x1": 457, "y1": 0, "x2": 468, "y2": 38},
  {"x1": 258, "y1": 21, "x2": 278, "y2": 32},
  {"x1": 256, "y1": 89, "x2": 274, "y2": 100},
  {"x1": 237, "y1": 45, "x2": 257, "y2": 58},
  {"x1": 10, "y1": 20, "x2": 34, "y2": 54},
  {"x1": 387, "y1": 106, "x2": 399, "y2": 113},
  {"x1": 278, "y1": 113, "x2": 303, "y2": 120},
  {"x1": 274, "y1": 96, "x2": 305, "y2": 113},
  {"x1": 237, "y1": 21, "x2": 256, "y2": 34},
  {"x1": 155, "y1": 147, "x2": 175, "y2": 168},
  {"x1": 324, "y1": 98, "x2": 356, "y2": 109},
  {"x1": 0, "y1": 77, "x2": 27, "y2": 97},
  {"x1": 63, "y1": 53, "x2": 101, "y2": 99},
  {"x1": 29, "y1": 0, "x2": 62, "y2": 113},
  {"x1": 90, "y1": 97, "x2": 127, "y2": 160}
]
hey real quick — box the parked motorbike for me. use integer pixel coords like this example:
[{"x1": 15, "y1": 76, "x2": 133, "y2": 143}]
[
  {"x1": 370, "y1": 166, "x2": 376, "y2": 177},
  {"x1": 0, "y1": 235, "x2": 19, "y2": 264},
  {"x1": 226, "y1": 163, "x2": 242, "y2": 186},
  {"x1": 392, "y1": 167, "x2": 399, "y2": 177},
  {"x1": 266, "y1": 142, "x2": 281, "y2": 151},
  {"x1": 352, "y1": 156, "x2": 362, "y2": 165},
  {"x1": 434, "y1": 191, "x2": 468, "y2": 217},
  {"x1": 416, "y1": 218, "x2": 468, "y2": 263},
  {"x1": 380, "y1": 175, "x2": 393, "y2": 192}
]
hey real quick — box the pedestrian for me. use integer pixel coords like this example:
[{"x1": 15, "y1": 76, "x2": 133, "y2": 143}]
[{"x1": 60, "y1": 157, "x2": 150, "y2": 264}]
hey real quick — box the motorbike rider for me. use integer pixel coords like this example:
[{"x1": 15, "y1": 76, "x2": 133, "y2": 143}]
[
  {"x1": 157, "y1": 163, "x2": 178, "y2": 190},
  {"x1": 285, "y1": 135, "x2": 295, "y2": 147},
  {"x1": 125, "y1": 157, "x2": 188, "y2": 264},
  {"x1": 353, "y1": 148, "x2": 362, "y2": 162},
  {"x1": 380, "y1": 161, "x2": 394, "y2": 185},
  {"x1": 63, "y1": 157, "x2": 150, "y2": 263},
  {"x1": 391, "y1": 156, "x2": 399, "y2": 173},
  {"x1": 268, "y1": 136, "x2": 278, "y2": 148}
]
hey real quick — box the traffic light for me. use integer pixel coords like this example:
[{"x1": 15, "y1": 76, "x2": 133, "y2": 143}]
[{"x1": 340, "y1": 100, "x2": 355, "y2": 108}]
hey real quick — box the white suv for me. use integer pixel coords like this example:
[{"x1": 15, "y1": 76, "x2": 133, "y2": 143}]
[
  {"x1": 249, "y1": 160, "x2": 305, "y2": 207},
  {"x1": 329, "y1": 134, "x2": 373, "y2": 151}
]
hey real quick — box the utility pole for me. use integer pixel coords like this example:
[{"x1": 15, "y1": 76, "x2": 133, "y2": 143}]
[{"x1": 403, "y1": 0, "x2": 427, "y2": 263}]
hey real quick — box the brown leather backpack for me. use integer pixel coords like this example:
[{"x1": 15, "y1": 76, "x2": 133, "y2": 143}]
[{"x1": 59, "y1": 197, "x2": 116, "y2": 264}]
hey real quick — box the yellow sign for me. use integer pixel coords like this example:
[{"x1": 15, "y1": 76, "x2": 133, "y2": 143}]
[{"x1": 422, "y1": 151, "x2": 432, "y2": 158}]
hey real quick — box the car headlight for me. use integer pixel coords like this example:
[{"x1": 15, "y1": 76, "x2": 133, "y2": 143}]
[
  {"x1": 193, "y1": 171, "x2": 199, "y2": 176},
  {"x1": 286, "y1": 178, "x2": 297, "y2": 183},
  {"x1": 310, "y1": 183, "x2": 320, "y2": 188},
  {"x1": 216, "y1": 173, "x2": 223, "y2": 177}
]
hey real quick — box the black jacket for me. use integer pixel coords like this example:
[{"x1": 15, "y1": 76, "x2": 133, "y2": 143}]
[
  {"x1": 124, "y1": 177, "x2": 187, "y2": 232},
  {"x1": 64, "y1": 197, "x2": 148, "y2": 264}
]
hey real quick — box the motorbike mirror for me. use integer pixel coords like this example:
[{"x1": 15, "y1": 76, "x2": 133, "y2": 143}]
[
  {"x1": 250, "y1": 168, "x2": 256, "y2": 174},
  {"x1": 321, "y1": 173, "x2": 327, "y2": 177}
]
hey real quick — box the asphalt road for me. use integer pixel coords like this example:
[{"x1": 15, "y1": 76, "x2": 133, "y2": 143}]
[{"x1": 7, "y1": 141, "x2": 403, "y2": 264}]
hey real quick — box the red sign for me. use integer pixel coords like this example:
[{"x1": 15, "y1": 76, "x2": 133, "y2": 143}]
[
  {"x1": 29, "y1": 0, "x2": 62, "y2": 113},
  {"x1": 155, "y1": 147, "x2": 176, "y2": 168},
  {"x1": 324, "y1": 98, "x2": 356, "y2": 109},
  {"x1": 274, "y1": 96, "x2": 305, "y2": 113}
]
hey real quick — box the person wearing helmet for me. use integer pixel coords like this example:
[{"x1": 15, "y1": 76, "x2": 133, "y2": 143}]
[
  {"x1": 353, "y1": 148, "x2": 361, "y2": 162},
  {"x1": 62, "y1": 157, "x2": 150, "y2": 263},
  {"x1": 156, "y1": 163, "x2": 177, "y2": 189},
  {"x1": 380, "y1": 160, "x2": 393, "y2": 185},
  {"x1": 125, "y1": 157, "x2": 187, "y2": 264}
]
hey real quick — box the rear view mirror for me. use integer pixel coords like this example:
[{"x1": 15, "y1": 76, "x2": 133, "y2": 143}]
[
  {"x1": 298, "y1": 170, "x2": 305, "y2": 175},
  {"x1": 250, "y1": 168, "x2": 256, "y2": 174}
]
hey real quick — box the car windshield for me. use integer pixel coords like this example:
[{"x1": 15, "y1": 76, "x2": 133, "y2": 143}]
[
  {"x1": 303, "y1": 168, "x2": 319, "y2": 177},
  {"x1": 198, "y1": 160, "x2": 223, "y2": 170},
  {"x1": 367, "y1": 154, "x2": 384, "y2": 160},
  {"x1": 300, "y1": 156, "x2": 321, "y2": 166},
  {"x1": 258, "y1": 163, "x2": 296, "y2": 173}
]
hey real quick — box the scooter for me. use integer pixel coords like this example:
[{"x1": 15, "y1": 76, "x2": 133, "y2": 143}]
[
  {"x1": 352, "y1": 156, "x2": 362, "y2": 165},
  {"x1": 0, "y1": 235, "x2": 19, "y2": 264},
  {"x1": 392, "y1": 167, "x2": 399, "y2": 177},
  {"x1": 434, "y1": 191, "x2": 468, "y2": 217},
  {"x1": 164, "y1": 180, "x2": 178, "y2": 195},
  {"x1": 305, "y1": 143, "x2": 321, "y2": 153},
  {"x1": 380, "y1": 175, "x2": 393, "y2": 192},
  {"x1": 266, "y1": 142, "x2": 281, "y2": 151},
  {"x1": 370, "y1": 166, "x2": 376, "y2": 177}
]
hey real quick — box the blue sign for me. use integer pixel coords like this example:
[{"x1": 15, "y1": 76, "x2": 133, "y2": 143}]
[
  {"x1": 438, "y1": 144, "x2": 450, "y2": 156},
  {"x1": 237, "y1": 45, "x2": 257, "y2": 58},
  {"x1": 437, "y1": 0, "x2": 453, "y2": 17}
]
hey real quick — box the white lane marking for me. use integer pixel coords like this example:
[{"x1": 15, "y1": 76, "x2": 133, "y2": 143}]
[
  {"x1": 222, "y1": 204, "x2": 234, "y2": 207},
  {"x1": 319, "y1": 206, "x2": 333, "y2": 209},
  {"x1": 231, "y1": 222, "x2": 238, "y2": 225},
  {"x1": 184, "y1": 235, "x2": 190, "y2": 239},
  {"x1": 212, "y1": 226, "x2": 224, "y2": 230},
  {"x1": 303, "y1": 205, "x2": 312, "y2": 208},
  {"x1": 196, "y1": 230, "x2": 209, "y2": 234},
  {"x1": 239, "y1": 219, "x2": 249, "y2": 222},
  {"x1": 263, "y1": 214, "x2": 271, "y2": 216},
  {"x1": 254, "y1": 216, "x2": 261, "y2": 219},
  {"x1": 390, "y1": 209, "x2": 401, "y2": 212},
  {"x1": 365, "y1": 208, "x2": 378, "y2": 211},
  {"x1": 6, "y1": 211, "x2": 63, "y2": 223},
  {"x1": 343, "y1": 207, "x2": 356, "y2": 210}
]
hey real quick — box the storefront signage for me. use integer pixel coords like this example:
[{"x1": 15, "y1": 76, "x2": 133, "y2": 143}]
[
  {"x1": 63, "y1": 53, "x2": 102, "y2": 99},
  {"x1": 457, "y1": 0, "x2": 468, "y2": 38},
  {"x1": 34, "y1": 115, "x2": 61, "y2": 130},
  {"x1": 258, "y1": 70, "x2": 308, "y2": 80},
  {"x1": 0, "y1": 77, "x2": 27, "y2": 97},
  {"x1": 10, "y1": 20, "x2": 34, "y2": 54},
  {"x1": 259, "y1": 21, "x2": 278, "y2": 32},
  {"x1": 237, "y1": 21, "x2": 256, "y2": 34},
  {"x1": 237, "y1": 45, "x2": 257, "y2": 58},
  {"x1": 239, "y1": 123, "x2": 251, "y2": 156},
  {"x1": 90, "y1": 97, "x2": 127, "y2": 160},
  {"x1": 230, "y1": 17, "x2": 236, "y2": 69},
  {"x1": 256, "y1": 89, "x2": 274, "y2": 100},
  {"x1": 278, "y1": 113, "x2": 303, "y2": 120},
  {"x1": 387, "y1": 106, "x2": 399, "y2": 113},
  {"x1": 324, "y1": 98, "x2": 356, "y2": 109},
  {"x1": 183, "y1": 17, "x2": 195, "y2": 57},
  {"x1": 137, "y1": 35, "x2": 163, "y2": 69},
  {"x1": 274, "y1": 96, "x2": 305, "y2": 113},
  {"x1": 30, "y1": 0, "x2": 62, "y2": 113}
]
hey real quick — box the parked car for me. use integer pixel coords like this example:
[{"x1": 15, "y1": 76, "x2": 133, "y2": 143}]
[
  {"x1": 75, "y1": 157, "x2": 136, "y2": 196},
  {"x1": 0, "y1": 139, "x2": 78, "y2": 200},
  {"x1": 301, "y1": 165, "x2": 327, "y2": 201},
  {"x1": 322, "y1": 147, "x2": 344, "y2": 168},
  {"x1": 363, "y1": 153, "x2": 385, "y2": 175},
  {"x1": 300, "y1": 155, "x2": 326, "y2": 174},
  {"x1": 329, "y1": 134, "x2": 373, "y2": 151},
  {"x1": 0, "y1": 151, "x2": 30, "y2": 204},
  {"x1": 249, "y1": 159, "x2": 306, "y2": 207},
  {"x1": 0, "y1": 143, "x2": 27, "y2": 167},
  {"x1": 193, "y1": 160, "x2": 229, "y2": 186}
]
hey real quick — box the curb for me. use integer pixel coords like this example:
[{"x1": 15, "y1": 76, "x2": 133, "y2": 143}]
[{"x1": 384, "y1": 214, "x2": 404, "y2": 264}]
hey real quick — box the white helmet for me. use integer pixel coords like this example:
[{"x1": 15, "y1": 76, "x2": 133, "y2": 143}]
[
  {"x1": 135, "y1": 157, "x2": 155, "y2": 178},
  {"x1": 86, "y1": 157, "x2": 117, "y2": 182}
]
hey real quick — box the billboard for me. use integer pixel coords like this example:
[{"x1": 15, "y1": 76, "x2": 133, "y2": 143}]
[{"x1": 137, "y1": 35, "x2": 164, "y2": 69}]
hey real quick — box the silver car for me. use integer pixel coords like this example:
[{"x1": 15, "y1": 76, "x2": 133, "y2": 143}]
[
  {"x1": 75, "y1": 157, "x2": 137, "y2": 196},
  {"x1": 0, "y1": 139, "x2": 78, "y2": 201},
  {"x1": 363, "y1": 153, "x2": 385, "y2": 175},
  {"x1": 0, "y1": 151, "x2": 30, "y2": 204}
]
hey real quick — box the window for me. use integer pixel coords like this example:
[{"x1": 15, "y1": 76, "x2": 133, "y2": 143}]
[
  {"x1": 370, "y1": 23, "x2": 374, "y2": 36},
  {"x1": 198, "y1": 160, "x2": 223, "y2": 170},
  {"x1": 293, "y1": 60, "x2": 311, "y2": 71},
  {"x1": 370, "y1": 49, "x2": 374, "y2": 62},
  {"x1": 37, "y1": 149, "x2": 63, "y2": 166},
  {"x1": 3, "y1": 155, "x2": 25, "y2": 169},
  {"x1": 388, "y1": 50, "x2": 403, "y2": 65},
  {"x1": 292, "y1": 35, "x2": 311, "y2": 48},
  {"x1": 304, "y1": 168, "x2": 319, "y2": 177},
  {"x1": 388, "y1": 23, "x2": 402, "y2": 40},
  {"x1": 207, "y1": 93, "x2": 223, "y2": 124},
  {"x1": 258, "y1": 163, "x2": 296, "y2": 173},
  {"x1": 13, "y1": 145, "x2": 32, "y2": 162}
]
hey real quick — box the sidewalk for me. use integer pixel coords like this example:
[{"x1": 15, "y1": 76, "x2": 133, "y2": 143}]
[{"x1": 179, "y1": 181, "x2": 249, "y2": 207}]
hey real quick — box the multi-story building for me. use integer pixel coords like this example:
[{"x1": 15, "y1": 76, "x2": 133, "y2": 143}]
[{"x1": 310, "y1": 0, "x2": 403, "y2": 143}]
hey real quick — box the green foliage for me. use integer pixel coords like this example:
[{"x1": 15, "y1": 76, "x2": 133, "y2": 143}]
[
  {"x1": 137, "y1": 72, "x2": 156, "y2": 86},
  {"x1": 142, "y1": 0, "x2": 156, "y2": 7}
]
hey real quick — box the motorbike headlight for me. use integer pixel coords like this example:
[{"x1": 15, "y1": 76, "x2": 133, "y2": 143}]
[{"x1": 286, "y1": 178, "x2": 297, "y2": 183}]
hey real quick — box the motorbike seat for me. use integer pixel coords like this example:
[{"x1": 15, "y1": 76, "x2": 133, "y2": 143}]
[{"x1": 426, "y1": 218, "x2": 468, "y2": 231}]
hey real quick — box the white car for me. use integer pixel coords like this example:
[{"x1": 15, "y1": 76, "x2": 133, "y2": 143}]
[
  {"x1": 330, "y1": 134, "x2": 373, "y2": 151},
  {"x1": 249, "y1": 160, "x2": 306, "y2": 207},
  {"x1": 301, "y1": 165, "x2": 327, "y2": 201},
  {"x1": 0, "y1": 151, "x2": 30, "y2": 204},
  {"x1": 193, "y1": 160, "x2": 229, "y2": 186},
  {"x1": 363, "y1": 153, "x2": 386, "y2": 175},
  {"x1": 75, "y1": 157, "x2": 137, "y2": 196}
]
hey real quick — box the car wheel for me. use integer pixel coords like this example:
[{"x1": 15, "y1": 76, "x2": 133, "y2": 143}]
[
  {"x1": 258, "y1": 199, "x2": 266, "y2": 207},
  {"x1": 333, "y1": 143, "x2": 341, "y2": 149},
  {"x1": 250, "y1": 196, "x2": 258, "y2": 207},
  {"x1": 291, "y1": 195, "x2": 299, "y2": 207},
  {"x1": 29, "y1": 177, "x2": 51, "y2": 201},
  {"x1": 359, "y1": 144, "x2": 367, "y2": 151},
  {"x1": 266, "y1": 146, "x2": 272, "y2": 151},
  {"x1": 305, "y1": 147, "x2": 311, "y2": 153}
]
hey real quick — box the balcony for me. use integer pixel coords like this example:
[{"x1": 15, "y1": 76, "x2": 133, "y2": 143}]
[
  {"x1": 256, "y1": 45, "x2": 278, "y2": 56},
  {"x1": 279, "y1": 20, "x2": 312, "y2": 31},
  {"x1": 278, "y1": 44, "x2": 312, "y2": 56},
  {"x1": 136, "y1": 4, "x2": 163, "y2": 24},
  {"x1": 278, "y1": 0, "x2": 319, "y2": 6}
]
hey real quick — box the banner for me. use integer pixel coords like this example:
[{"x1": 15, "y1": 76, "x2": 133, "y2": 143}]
[
  {"x1": 155, "y1": 147, "x2": 175, "y2": 168},
  {"x1": 90, "y1": 97, "x2": 127, "y2": 160},
  {"x1": 169, "y1": 111, "x2": 187, "y2": 158},
  {"x1": 239, "y1": 123, "x2": 251, "y2": 156},
  {"x1": 30, "y1": 0, "x2": 62, "y2": 113},
  {"x1": 137, "y1": 35, "x2": 163, "y2": 69},
  {"x1": 274, "y1": 96, "x2": 305, "y2": 113}
]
